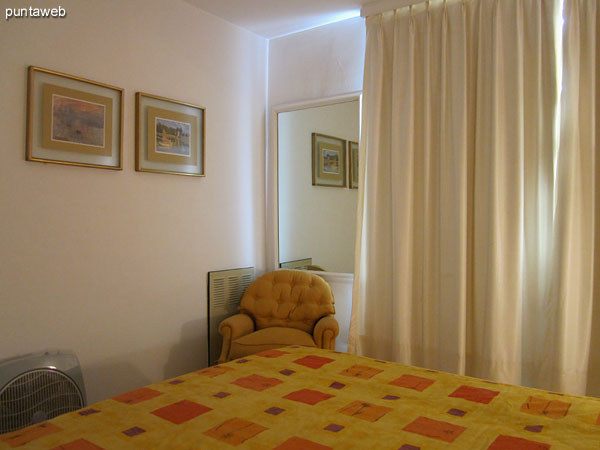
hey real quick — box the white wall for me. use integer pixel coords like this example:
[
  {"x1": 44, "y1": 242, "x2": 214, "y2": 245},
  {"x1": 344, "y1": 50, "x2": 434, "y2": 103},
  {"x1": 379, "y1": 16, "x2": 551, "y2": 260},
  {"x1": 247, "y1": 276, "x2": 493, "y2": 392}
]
[
  {"x1": 0, "y1": 0, "x2": 267, "y2": 403},
  {"x1": 278, "y1": 101, "x2": 359, "y2": 273},
  {"x1": 268, "y1": 16, "x2": 366, "y2": 107}
]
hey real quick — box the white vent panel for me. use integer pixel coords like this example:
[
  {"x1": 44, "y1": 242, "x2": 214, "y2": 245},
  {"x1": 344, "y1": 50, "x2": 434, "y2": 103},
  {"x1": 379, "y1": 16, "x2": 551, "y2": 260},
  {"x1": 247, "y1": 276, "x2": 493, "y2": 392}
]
[
  {"x1": 211, "y1": 278, "x2": 227, "y2": 308},
  {"x1": 208, "y1": 267, "x2": 255, "y2": 365},
  {"x1": 279, "y1": 258, "x2": 312, "y2": 270}
]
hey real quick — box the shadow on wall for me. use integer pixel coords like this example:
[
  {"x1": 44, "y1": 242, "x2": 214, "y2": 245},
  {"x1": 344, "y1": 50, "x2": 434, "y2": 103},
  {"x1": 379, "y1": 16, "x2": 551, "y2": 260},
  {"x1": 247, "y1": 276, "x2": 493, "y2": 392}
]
[
  {"x1": 83, "y1": 359, "x2": 152, "y2": 405},
  {"x1": 164, "y1": 319, "x2": 207, "y2": 380},
  {"x1": 81, "y1": 320, "x2": 207, "y2": 403}
]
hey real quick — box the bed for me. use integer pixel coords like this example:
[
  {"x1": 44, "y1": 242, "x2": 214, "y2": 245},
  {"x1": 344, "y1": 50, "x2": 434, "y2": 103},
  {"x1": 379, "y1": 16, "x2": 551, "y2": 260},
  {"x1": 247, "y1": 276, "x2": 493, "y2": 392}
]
[{"x1": 1, "y1": 346, "x2": 599, "y2": 449}]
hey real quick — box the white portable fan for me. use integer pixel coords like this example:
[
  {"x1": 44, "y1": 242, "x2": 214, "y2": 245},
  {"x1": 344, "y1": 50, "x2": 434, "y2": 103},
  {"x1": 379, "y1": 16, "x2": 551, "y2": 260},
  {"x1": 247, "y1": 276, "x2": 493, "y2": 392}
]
[{"x1": 0, "y1": 351, "x2": 86, "y2": 434}]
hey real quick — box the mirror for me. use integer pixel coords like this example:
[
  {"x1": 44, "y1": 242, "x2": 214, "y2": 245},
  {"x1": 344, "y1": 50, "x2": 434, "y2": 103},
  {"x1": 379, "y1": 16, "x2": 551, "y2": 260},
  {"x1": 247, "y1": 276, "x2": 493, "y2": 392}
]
[{"x1": 278, "y1": 98, "x2": 360, "y2": 273}]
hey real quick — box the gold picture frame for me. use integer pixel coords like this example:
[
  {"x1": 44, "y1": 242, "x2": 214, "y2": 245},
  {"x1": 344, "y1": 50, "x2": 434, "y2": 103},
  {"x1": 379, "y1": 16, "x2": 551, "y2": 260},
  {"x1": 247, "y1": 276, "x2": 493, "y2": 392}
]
[
  {"x1": 26, "y1": 66, "x2": 123, "y2": 169},
  {"x1": 136, "y1": 92, "x2": 205, "y2": 176},
  {"x1": 348, "y1": 141, "x2": 358, "y2": 189},
  {"x1": 312, "y1": 132, "x2": 346, "y2": 188}
]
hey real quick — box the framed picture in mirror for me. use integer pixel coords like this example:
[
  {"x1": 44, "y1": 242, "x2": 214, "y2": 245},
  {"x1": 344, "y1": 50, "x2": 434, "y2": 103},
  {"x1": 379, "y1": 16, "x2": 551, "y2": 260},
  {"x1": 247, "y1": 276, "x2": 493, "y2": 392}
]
[
  {"x1": 312, "y1": 132, "x2": 346, "y2": 187},
  {"x1": 348, "y1": 141, "x2": 358, "y2": 189}
]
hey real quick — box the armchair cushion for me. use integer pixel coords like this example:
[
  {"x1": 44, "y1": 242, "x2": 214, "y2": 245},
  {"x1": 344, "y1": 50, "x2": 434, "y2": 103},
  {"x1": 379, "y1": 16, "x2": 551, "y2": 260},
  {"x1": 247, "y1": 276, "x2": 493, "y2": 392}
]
[{"x1": 229, "y1": 327, "x2": 316, "y2": 361}]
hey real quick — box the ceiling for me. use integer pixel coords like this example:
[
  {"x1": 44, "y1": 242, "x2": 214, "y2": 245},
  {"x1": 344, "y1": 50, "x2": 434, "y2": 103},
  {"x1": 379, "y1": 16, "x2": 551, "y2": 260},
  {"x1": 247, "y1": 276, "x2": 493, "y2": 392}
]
[{"x1": 183, "y1": 0, "x2": 371, "y2": 39}]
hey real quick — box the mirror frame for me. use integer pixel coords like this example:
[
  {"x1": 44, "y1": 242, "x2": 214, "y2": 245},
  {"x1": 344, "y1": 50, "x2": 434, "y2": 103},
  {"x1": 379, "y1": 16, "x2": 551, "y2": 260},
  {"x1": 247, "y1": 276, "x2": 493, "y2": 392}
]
[{"x1": 267, "y1": 91, "x2": 362, "y2": 273}]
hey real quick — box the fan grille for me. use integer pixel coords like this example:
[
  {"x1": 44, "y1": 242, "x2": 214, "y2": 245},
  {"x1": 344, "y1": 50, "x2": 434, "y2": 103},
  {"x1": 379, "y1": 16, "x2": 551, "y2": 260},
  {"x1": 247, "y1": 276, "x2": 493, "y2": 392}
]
[{"x1": 0, "y1": 368, "x2": 84, "y2": 434}]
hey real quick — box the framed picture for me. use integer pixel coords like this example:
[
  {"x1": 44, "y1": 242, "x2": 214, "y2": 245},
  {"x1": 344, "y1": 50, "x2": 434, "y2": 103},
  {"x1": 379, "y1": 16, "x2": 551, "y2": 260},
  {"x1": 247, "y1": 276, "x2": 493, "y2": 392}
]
[
  {"x1": 312, "y1": 133, "x2": 346, "y2": 187},
  {"x1": 136, "y1": 92, "x2": 205, "y2": 176},
  {"x1": 26, "y1": 66, "x2": 123, "y2": 169},
  {"x1": 348, "y1": 141, "x2": 359, "y2": 189}
]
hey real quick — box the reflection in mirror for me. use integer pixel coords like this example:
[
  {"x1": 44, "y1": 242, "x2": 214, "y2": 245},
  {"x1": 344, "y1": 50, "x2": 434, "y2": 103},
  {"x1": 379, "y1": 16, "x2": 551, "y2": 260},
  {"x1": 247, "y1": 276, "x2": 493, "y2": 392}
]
[{"x1": 278, "y1": 99, "x2": 359, "y2": 273}]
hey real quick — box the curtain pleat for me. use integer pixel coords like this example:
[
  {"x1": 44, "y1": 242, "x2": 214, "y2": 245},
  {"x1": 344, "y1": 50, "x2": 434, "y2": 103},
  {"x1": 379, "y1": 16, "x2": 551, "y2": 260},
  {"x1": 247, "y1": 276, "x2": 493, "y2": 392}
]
[
  {"x1": 350, "y1": 0, "x2": 597, "y2": 395},
  {"x1": 544, "y1": 0, "x2": 597, "y2": 394}
]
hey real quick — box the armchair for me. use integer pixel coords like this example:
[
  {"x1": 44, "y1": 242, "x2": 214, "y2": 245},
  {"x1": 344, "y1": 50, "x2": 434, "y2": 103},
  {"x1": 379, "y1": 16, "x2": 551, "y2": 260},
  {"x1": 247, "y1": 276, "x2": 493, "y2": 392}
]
[{"x1": 218, "y1": 270, "x2": 339, "y2": 363}]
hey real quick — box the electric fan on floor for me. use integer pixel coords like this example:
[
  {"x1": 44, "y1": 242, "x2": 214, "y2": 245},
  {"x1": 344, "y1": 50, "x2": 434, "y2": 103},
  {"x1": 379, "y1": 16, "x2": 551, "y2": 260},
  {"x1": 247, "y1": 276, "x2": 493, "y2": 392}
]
[{"x1": 0, "y1": 351, "x2": 86, "y2": 434}]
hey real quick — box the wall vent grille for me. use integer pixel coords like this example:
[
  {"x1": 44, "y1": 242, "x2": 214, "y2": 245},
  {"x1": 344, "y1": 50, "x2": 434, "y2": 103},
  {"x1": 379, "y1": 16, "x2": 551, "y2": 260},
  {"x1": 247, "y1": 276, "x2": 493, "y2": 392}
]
[{"x1": 208, "y1": 267, "x2": 255, "y2": 366}]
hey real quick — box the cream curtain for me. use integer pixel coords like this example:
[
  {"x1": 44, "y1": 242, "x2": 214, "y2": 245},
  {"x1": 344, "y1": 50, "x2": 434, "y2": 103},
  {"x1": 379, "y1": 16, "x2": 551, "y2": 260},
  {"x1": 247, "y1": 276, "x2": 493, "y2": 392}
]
[
  {"x1": 349, "y1": 0, "x2": 598, "y2": 395},
  {"x1": 546, "y1": 0, "x2": 598, "y2": 394}
]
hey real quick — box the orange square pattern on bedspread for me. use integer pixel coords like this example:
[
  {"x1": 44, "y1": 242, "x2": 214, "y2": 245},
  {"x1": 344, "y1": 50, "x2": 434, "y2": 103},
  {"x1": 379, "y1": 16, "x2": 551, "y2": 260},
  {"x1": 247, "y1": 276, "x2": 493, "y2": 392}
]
[
  {"x1": 1, "y1": 346, "x2": 599, "y2": 449},
  {"x1": 203, "y1": 417, "x2": 267, "y2": 446}
]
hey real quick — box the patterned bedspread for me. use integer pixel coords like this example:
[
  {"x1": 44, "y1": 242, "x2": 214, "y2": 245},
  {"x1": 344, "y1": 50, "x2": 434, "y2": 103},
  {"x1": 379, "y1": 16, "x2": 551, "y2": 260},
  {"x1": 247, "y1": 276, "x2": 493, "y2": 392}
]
[{"x1": 2, "y1": 346, "x2": 600, "y2": 449}]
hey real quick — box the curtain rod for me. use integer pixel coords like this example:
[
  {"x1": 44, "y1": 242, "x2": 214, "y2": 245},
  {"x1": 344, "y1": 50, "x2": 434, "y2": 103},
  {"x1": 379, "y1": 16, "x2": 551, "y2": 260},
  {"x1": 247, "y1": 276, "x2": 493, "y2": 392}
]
[{"x1": 361, "y1": 0, "x2": 427, "y2": 17}]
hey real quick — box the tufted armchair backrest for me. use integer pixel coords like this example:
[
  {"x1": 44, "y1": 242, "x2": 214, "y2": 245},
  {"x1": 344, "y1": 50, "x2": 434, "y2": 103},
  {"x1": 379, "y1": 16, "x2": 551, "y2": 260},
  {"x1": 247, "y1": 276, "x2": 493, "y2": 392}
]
[{"x1": 239, "y1": 270, "x2": 335, "y2": 333}]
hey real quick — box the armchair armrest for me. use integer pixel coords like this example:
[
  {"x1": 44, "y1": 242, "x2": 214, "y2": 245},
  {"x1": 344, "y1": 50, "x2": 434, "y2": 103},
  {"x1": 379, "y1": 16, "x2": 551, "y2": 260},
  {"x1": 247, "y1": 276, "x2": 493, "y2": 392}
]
[
  {"x1": 218, "y1": 313, "x2": 255, "y2": 364},
  {"x1": 313, "y1": 315, "x2": 339, "y2": 350}
]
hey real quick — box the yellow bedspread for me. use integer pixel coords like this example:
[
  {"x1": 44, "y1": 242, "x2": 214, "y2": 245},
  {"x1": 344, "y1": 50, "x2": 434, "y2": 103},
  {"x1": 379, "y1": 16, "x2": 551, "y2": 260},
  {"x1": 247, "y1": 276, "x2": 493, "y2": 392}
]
[{"x1": 2, "y1": 346, "x2": 600, "y2": 449}]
